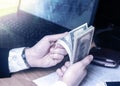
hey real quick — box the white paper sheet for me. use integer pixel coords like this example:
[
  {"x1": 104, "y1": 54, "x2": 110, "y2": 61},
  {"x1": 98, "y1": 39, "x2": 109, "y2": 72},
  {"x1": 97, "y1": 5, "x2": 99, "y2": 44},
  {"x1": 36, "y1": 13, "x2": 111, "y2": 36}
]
[{"x1": 33, "y1": 72, "x2": 59, "y2": 86}]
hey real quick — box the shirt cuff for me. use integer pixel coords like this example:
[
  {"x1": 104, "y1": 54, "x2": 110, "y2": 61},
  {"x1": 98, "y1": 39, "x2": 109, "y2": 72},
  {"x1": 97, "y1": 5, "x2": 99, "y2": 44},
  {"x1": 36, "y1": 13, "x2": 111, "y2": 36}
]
[
  {"x1": 8, "y1": 47, "x2": 30, "y2": 73},
  {"x1": 52, "y1": 81, "x2": 67, "y2": 86}
]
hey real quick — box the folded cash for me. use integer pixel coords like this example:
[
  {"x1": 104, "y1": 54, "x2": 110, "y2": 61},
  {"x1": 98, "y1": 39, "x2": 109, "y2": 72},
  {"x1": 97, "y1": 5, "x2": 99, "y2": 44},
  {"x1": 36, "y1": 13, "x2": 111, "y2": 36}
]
[{"x1": 57, "y1": 23, "x2": 94, "y2": 63}]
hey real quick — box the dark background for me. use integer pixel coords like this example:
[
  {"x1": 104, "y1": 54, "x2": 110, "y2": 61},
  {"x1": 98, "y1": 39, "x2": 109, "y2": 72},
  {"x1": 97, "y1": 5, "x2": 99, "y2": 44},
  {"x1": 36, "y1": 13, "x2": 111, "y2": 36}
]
[{"x1": 93, "y1": 0, "x2": 120, "y2": 51}]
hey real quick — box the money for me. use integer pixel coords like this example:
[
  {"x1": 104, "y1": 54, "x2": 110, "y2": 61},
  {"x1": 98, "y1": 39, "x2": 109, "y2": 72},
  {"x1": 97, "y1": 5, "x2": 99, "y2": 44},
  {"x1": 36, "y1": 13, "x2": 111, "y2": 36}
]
[{"x1": 57, "y1": 23, "x2": 94, "y2": 63}]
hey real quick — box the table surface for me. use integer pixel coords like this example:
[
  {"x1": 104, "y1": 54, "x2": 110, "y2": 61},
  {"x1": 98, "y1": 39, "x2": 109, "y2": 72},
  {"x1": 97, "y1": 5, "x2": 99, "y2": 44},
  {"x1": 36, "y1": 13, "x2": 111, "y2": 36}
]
[
  {"x1": 1, "y1": 63, "x2": 120, "y2": 86},
  {"x1": 0, "y1": 66, "x2": 59, "y2": 86}
]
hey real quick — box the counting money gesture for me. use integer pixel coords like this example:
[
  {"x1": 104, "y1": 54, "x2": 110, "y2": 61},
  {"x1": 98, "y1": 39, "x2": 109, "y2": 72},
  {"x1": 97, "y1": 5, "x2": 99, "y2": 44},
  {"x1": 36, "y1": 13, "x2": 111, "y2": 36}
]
[
  {"x1": 57, "y1": 23, "x2": 94, "y2": 63},
  {"x1": 25, "y1": 32, "x2": 68, "y2": 68}
]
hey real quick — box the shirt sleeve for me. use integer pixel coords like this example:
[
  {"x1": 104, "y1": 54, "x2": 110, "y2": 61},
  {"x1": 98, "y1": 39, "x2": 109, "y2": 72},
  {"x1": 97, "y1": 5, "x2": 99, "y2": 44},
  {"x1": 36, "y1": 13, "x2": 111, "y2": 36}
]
[
  {"x1": 8, "y1": 47, "x2": 30, "y2": 73},
  {"x1": 52, "y1": 81, "x2": 67, "y2": 86}
]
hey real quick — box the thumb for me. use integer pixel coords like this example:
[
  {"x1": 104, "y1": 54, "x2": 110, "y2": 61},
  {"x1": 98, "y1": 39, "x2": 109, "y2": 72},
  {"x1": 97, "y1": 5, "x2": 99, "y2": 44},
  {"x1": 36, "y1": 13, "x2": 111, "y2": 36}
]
[
  {"x1": 76, "y1": 55, "x2": 93, "y2": 69},
  {"x1": 47, "y1": 32, "x2": 68, "y2": 42}
]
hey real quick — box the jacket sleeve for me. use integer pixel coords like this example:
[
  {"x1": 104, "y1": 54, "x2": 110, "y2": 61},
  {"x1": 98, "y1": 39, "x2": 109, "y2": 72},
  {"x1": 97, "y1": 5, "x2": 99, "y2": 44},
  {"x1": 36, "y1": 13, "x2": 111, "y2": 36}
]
[{"x1": 0, "y1": 48, "x2": 11, "y2": 78}]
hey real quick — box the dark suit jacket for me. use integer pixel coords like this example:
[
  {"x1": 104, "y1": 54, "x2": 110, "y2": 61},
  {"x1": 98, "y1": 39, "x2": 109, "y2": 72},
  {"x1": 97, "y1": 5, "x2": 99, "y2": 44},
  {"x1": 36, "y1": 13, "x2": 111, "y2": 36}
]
[{"x1": 0, "y1": 48, "x2": 11, "y2": 78}]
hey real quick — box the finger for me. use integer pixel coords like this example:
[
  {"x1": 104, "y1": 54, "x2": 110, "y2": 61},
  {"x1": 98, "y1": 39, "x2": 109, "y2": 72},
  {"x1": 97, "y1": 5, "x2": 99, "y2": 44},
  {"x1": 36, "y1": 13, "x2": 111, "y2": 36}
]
[
  {"x1": 50, "y1": 48, "x2": 67, "y2": 55},
  {"x1": 46, "y1": 32, "x2": 68, "y2": 42},
  {"x1": 61, "y1": 65, "x2": 68, "y2": 73},
  {"x1": 50, "y1": 47, "x2": 54, "y2": 53},
  {"x1": 56, "y1": 68, "x2": 64, "y2": 77},
  {"x1": 55, "y1": 43, "x2": 64, "y2": 49},
  {"x1": 79, "y1": 55, "x2": 93, "y2": 69},
  {"x1": 50, "y1": 42, "x2": 56, "y2": 47},
  {"x1": 64, "y1": 61, "x2": 71, "y2": 68},
  {"x1": 51, "y1": 54, "x2": 64, "y2": 60}
]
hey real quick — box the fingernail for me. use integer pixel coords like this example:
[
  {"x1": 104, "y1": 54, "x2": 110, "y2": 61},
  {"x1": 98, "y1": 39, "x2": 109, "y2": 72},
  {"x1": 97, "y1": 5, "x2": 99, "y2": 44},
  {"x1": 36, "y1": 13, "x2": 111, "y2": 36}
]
[{"x1": 88, "y1": 55, "x2": 93, "y2": 60}]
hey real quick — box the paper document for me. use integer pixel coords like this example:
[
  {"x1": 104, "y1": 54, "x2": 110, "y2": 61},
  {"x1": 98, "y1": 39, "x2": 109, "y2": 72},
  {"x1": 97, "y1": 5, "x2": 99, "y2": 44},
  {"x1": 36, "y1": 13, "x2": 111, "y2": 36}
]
[{"x1": 33, "y1": 72, "x2": 59, "y2": 86}]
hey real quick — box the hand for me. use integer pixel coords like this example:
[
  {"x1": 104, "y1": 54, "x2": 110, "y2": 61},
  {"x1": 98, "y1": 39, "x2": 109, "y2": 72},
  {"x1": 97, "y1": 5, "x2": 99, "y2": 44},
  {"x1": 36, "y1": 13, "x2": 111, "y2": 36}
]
[
  {"x1": 56, "y1": 55, "x2": 93, "y2": 86},
  {"x1": 25, "y1": 32, "x2": 68, "y2": 68}
]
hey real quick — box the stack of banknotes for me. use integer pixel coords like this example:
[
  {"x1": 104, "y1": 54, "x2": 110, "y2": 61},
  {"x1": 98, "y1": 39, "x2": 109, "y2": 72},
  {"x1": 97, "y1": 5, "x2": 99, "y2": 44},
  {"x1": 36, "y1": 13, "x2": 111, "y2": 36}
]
[{"x1": 57, "y1": 23, "x2": 95, "y2": 63}]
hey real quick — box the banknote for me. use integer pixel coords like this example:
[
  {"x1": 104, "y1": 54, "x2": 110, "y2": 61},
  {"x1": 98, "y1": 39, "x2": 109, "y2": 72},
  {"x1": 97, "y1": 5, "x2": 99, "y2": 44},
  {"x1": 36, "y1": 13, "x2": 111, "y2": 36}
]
[{"x1": 57, "y1": 23, "x2": 94, "y2": 63}]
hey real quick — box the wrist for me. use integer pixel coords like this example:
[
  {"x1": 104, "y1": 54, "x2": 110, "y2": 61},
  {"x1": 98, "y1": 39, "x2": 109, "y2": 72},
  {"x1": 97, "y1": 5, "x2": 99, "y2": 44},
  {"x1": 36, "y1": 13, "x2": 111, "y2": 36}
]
[
  {"x1": 22, "y1": 47, "x2": 31, "y2": 67},
  {"x1": 9, "y1": 47, "x2": 30, "y2": 73},
  {"x1": 25, "y1": 47, "x2": 38, "y2": 67}
]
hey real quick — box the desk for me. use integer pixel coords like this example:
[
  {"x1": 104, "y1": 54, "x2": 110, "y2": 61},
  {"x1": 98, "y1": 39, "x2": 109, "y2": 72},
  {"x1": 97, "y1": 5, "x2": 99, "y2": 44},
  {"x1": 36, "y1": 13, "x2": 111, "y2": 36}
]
[
  {"x1": 1, "y1": 63, "x2": 120, "y2": 86},
  {"x1": 0, "y1": 67, "x2": 57, "y2": 86}
]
